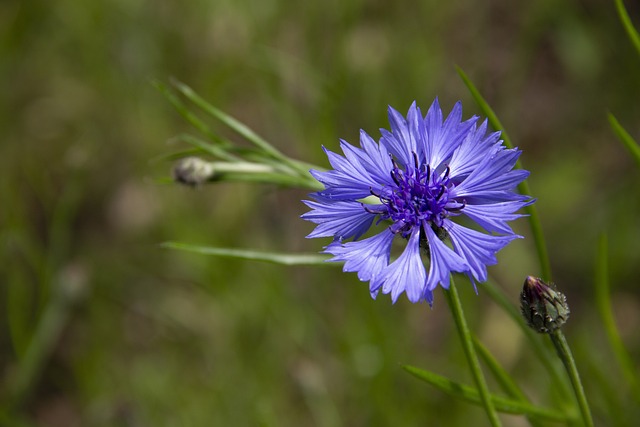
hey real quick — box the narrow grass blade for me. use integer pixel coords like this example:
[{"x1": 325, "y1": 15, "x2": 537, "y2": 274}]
[
  {"x1": 173, "y1": 134, "x2": 240, "y2": 162},
  {"x1": 170, "y1": 79, "x2": 278, "y2": 156},
  {"x1": 403, "y1": 365, "x2": 571, "y2": 422},
  {"x1": 482, "y1": 279, "x2": 572, "y2": 401},
  {"x1": 608, "y1": 113, "x2": 640, "y2": 168},
  {"x1": 149, "y1": 147, "x2": 204, "y2": 163},
  {"x1": 457, "y1": 66, "x2": 551, "y2": 281},
  {"x1": 160, "y1": 242, "x2": 330, "y2": 266},
  {"x1": 615, "y1": 0, "x2": 640, "y2": 57},
  {"x1": 153, "y1": 81, "x2": 233, "y2": 153},
  {"x1": 169, "y1": 79, "x2": 309, "y2": 176},
  {"x1": 7, "y1": 273, "x2": 85, "y2": 410},
  {"x1": 473, "y1": 337, "x2": 545, "y2": 427},
  {"x1": 595, "y1": 234, "x2": 640, "y2": 402}
]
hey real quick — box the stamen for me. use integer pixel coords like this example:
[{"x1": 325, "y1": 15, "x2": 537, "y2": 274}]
[
  {"x1": 389, "y1": 221, "x2": 406, "y2": 235},
  {"x1": 390, "y1": 170, "x2": 401, "y2": 186},
  {"x1": 412, "y1": 151, "x2": 419, "y2": 170},
  {"x1": 442, "y1": 165, "x2": 450, "y2": 180},
  {"x1": 362, "y1": 203, "x2": 387, "y2": 215},
  {"x1": 390, "y1": 155, "x2": 399, "y2": 169},
  {"x1": 446, "y1": 201, "x2": 466, "y2": 213}
]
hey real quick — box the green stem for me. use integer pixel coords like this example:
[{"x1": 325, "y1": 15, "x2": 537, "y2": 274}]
[
  {"x1": 549, "y1": 331, "x2": 594, "y2": 427},
  {"x1": 444, "y1": 279, "x2": 502, "y2": 427}
]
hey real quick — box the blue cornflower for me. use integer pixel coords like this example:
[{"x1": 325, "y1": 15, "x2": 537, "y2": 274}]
[{"x1": 302, "y1": 100, "x2": 532, "y2": 305}]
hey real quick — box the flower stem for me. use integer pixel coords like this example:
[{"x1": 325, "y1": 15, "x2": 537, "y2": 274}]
[
  {"x1": 445, "y1": 279, "x2": 502, "y2": 427},
  {"x1": 549, "y1": 330, "x2": 594, "y2": 427}
]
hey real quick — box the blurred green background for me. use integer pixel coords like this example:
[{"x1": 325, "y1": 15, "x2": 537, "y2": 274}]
[{"x1": 1, "y1": 0, "x2": 639, "y2": 425}]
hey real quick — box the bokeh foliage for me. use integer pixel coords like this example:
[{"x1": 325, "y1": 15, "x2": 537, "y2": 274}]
[{"x1": 1, "y1": 0, "x2": 639, "y2": 425}]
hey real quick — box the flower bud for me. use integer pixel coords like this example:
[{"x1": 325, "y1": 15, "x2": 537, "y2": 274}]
[
  {"x1": 520, "y1": 276, "x2": 570, "y2": 333},
  {"x1": 173, "y1": 157, "x2": 215, "y2": 186}
]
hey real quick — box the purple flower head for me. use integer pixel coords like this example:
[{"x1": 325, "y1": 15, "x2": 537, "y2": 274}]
[{"x1": 302, "y1": 100, "x2": 532, "y2": 305}]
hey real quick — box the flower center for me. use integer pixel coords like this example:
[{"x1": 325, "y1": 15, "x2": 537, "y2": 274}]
[{"x1": 372, "y1": 154, "x2": 464, "y2": 238}]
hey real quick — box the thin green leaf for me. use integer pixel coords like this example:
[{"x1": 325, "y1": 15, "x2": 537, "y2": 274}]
[
  {"x1": 209, "y1": 171, "x2": 321, "y2": 188},
  {"x1": 482, "y1": 279, "x2": 573, "y2": 401},
  {"x1": 403, "y1": 365, "x2": 571, "y2": 422},
  {"x1": 608, "y1": 113, "x2": 640, "y2": 168},
  {"x1": 444, "y1": 280, "x2": 502, "y2": 426},
  {"x1": 473, "y1": 337, "x2": 529, "y2": 401},
  {"x1": 7, "y1": 275, "x2": 84, "y2": 410},
  {"x1": 169, "y1": 79, "x2": 309, "y2": 176},
  {"x1": 457, "y1": 66, "x2": 551, "y2": 282},
  {"x1": 473, "y1": 337, "x2": 547, "y2": 427},
  {"x1": 153, "y1": 80, "x2": 237, "y2": 162},
  {"x1": 173, "y1": 134, "x2": 240, "y2": 162},
  {"x1": 615, "y1": 0, "x2": 640, "y2": 57},
  {"x1": 595, "y1": 234, "x2": 640, "y2": 402},
  {"x1": 149, "y1": 147, "x2": 204, "y2": 164},
  {"x1": 161, "y1": 242, "x2": 330, "y2": 266},
  {"x1": 7, "y1": 267, "x2": 35, "y2": 360}
]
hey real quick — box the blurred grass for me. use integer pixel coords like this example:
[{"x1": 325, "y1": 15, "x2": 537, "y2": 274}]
[{"x1": 1, "y1": 0, "x2": 640, "y2": 426}]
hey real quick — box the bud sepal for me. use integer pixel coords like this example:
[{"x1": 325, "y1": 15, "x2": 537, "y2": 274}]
[{"x1": 520, "y1": 276, "x2": 570, "y2": 333}]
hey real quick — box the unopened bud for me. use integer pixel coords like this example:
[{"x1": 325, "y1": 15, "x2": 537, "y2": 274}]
[
  {"x1": 520, "y1": 276, "x2": 570, "y2": 333},
  {"x1": 173, "y1": 157, "x2": 215, "y2": 186}
]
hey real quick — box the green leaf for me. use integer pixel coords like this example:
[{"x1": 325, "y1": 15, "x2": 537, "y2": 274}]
[
  {"x1": 482, "y1": 279, "x2": 573, "y2": 401},
  {"x1": 456, "y1": 67, "x2": 514, "y2": 151},
  {"x1": 443, "y1": 281, "x2": 502, "y2": 426},
  {"x1": 173, "y1": 134, "x2": 240, "y2": 162},
  {"x1": 608, "y1": 113, "x2": 640, "y2": 168},
  {"x1": 457, "y1": 66, "x2": 552, "y2": 282},
  {"x1": 473, "y1": 337, "x2": 526, "y2": 400},
  {"x1": 169, "y1": 79, "x2": 309, "y2": 176},
  {"x1": 152, "y1": 80, "x2": 237, "y2": 162},
  {"x1": 595, "y1": 234, "x2": 640, "y2": 402},
  {"x1": 403, "y1": 365, "x2": 572, "y2": 422},
  {"x1": 160, "y1": 242, "x2": 331, "y2": 266},
  {"x1": 473, "y1": 338, "x2": 546, "y2": 427},
  {"x1": 149, "y1": 147, "x2": 204, "y2": 164},
  {"x1": 615, "y1": 0, "x2": 640, "y2": 57}
]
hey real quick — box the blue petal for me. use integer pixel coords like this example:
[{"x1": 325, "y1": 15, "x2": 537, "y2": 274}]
[
  {"x1": 461, "y1": 200, "x2": 532, "y2": 234},
  {"x1": 423, "y1": 224, "x2": 469, "y2": 293},
  {"x1": 451, "y1": 149, "x2": 528, "y2": 200},
  {"x1": 325, "y1": 145, "x2": 377, "y2": 186},
  {"x1": 302, "y1": 200, "x2": 375, "y2": 240},
  {"x1": 359, "y1": 130, "x2": 394, "y2": 178},
  {"x1": 309, "y1": 169, "x2": 372, "y2": 200},
  {"x1": 382, "y1": 103, "x2": 419, "y2": 167},
  {"x1": 445, "y1": 221, "x2": 519, "y2": 283},
  {"x1": 341, "y1": 132, "x2": 394, "y2": 187},
  {"x1": 423, "y1": 99, "x2": 478, "y2": 168},
  {"x1": 376, "y1": 227, "x2": 426, "y2": 303},
  {"x1": 324, "y1": 229, "x2": 395, "y2": 284},
  {"x1": 448, "y1": 120, "x2": 502, "y2": 181}
]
